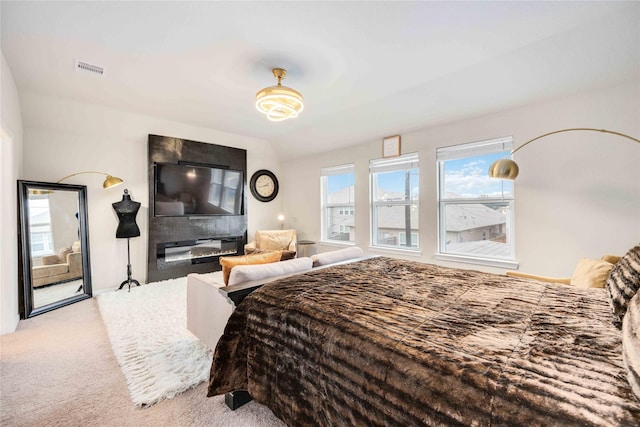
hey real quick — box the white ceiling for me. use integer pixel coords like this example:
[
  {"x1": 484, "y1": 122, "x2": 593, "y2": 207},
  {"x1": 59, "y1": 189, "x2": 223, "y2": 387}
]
[{"x1": 2, "y1": 1, "x2": 639, "y2": 160}]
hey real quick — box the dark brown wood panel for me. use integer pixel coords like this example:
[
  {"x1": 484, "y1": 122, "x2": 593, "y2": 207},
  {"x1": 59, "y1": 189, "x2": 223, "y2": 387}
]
[{"x1": 147, "y1": 135, "x2": 247, "y2": 283}]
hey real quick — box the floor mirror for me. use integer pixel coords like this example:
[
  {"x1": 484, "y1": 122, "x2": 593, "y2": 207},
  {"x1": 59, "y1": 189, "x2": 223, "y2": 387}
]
[{"x1": 18, "y1": 180, "x2": 92, "y2": 318}]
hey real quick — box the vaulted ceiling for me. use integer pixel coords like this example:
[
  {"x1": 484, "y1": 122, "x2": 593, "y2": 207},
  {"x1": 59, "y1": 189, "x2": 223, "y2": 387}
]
[{"x1": 2, "y1": 1, "x2": 638, "y2": 160}]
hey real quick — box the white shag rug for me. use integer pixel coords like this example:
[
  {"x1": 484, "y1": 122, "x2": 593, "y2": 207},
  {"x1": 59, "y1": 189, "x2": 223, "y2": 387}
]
[{"x1": 97, "y1": 278, "x2": 213, "y2": 408}]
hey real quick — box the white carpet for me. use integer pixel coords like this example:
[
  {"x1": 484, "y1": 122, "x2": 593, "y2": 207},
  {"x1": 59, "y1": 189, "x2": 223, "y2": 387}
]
[{"x1": 97, "y1": 278, "x2": 213, "y2": 407}]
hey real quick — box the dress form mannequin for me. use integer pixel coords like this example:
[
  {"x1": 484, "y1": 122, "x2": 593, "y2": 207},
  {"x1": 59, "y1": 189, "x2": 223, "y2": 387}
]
[
  {"x1": 113, "y1": 189, "x2": 141, "y2": 238},
  {"x1": 113, "y1": 189, "x2": 141, "y2": 290}
]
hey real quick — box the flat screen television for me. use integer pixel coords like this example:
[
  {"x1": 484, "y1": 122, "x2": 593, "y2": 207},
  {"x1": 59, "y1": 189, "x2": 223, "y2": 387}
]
[{"x1": 154, "y1": 162, "x2": 244, "y2": 217}]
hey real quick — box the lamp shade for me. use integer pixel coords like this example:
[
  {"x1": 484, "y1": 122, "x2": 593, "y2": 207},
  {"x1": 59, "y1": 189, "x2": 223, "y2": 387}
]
[
  {"x1": 103, "y1": 175, "x2": 124, "y2": 189},
  {"x1": 488, "y1": 159, "x2": 519, "y2": 180},
  {"x1": 487, "y1": 128, "x2": 640, "y2": 180}
]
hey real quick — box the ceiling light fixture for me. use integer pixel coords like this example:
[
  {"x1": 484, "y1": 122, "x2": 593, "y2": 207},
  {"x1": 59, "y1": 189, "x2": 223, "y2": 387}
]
[
  {"x1": 488, "y1": 128, "x2": 640, "y2": 180},
  {"x1": 255, "y1": 68, "x2": 304, "y2": 122}
]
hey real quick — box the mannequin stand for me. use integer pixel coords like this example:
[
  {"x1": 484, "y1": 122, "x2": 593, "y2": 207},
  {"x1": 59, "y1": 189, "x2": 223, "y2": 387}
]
[{"x1": 118, "y1": 237, "x2": 140, "y2": 291}]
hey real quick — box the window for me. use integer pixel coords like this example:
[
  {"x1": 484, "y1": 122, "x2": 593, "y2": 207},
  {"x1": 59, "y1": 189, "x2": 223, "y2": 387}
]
[
  {"x1": 437, "y1": 137, "x2": 515, "y2": 263},
  {"x1": 28, "y1": 196, "x2": 54, "y2": 257},
  {"x1": 321, "y1": 164, "x2": 355, "y2": 243},
  {"x1": 370, "y1": 153, "x2": 419, "y2": 250}
]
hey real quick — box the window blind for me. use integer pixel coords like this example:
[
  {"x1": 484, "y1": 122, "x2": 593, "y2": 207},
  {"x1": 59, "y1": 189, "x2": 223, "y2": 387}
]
[
  {"x1": 436, "y1": 136, "x2": 513, "y2": 161},
  {"x1": 370, "y1": 152, "x2": 419, "y2": 174},
  {"x1": 321, "y1": 163, "x2": 354, "y2": 177}
]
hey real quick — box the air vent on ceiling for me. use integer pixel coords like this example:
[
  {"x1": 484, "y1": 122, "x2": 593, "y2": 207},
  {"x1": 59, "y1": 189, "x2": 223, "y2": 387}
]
[{"x1": 74, "y1": 60, "x2": 105, "y2": 77}]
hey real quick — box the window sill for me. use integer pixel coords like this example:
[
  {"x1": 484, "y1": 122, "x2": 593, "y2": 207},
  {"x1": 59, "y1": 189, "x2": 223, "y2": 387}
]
[
  {"x1": 369, "y1": 246, "x2": 423, "y2": 257},
  {"x1": 319, "y1": 240, "x2": 356, "y2": 248},
  {"x1": 434, "y1": 253, "x2": 519, "y2": 270}
]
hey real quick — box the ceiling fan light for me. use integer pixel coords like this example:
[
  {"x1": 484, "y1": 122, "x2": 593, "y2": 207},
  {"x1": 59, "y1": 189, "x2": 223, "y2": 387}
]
[{"x1": 255, "y1": 68, "x2": 304, "y2": 122}]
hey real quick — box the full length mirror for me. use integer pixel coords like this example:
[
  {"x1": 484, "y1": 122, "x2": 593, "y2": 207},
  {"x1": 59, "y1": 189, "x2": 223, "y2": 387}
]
[{"x1": 18, "y1": 180, "x2": 92, "y2": 318}]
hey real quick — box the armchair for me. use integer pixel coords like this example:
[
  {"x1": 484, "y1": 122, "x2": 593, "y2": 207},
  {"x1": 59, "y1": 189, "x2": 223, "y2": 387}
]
[
  {"x1": 32, "y1": 241, "x2": 83, "y2": 287},
  {"x1": 245, "y1": 229, "x2": 297, "y2": 258},
  {"x1": 507, "y1": 254, "x2": 621, "y2": 288}
]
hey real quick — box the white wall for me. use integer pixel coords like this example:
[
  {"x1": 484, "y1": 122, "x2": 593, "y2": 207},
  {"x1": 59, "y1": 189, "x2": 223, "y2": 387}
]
[
  {"x1": 281, "y1": 81, "x2": 640, "y2": 277},
  {"x1": 1, "y1": 52, "x2": 24, "y2": 334},
  {"x1": 20, "y1": 93, "x2": 283, "y2": 294}
]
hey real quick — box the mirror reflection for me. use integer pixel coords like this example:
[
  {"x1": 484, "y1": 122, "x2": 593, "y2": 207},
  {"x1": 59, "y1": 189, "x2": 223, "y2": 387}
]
[
  {"x1": 30, "y1": 190, "x2": 84, "y2": 307},
  {"x1": 18, "y1": 181, "x2": 92, "y2": 318}
]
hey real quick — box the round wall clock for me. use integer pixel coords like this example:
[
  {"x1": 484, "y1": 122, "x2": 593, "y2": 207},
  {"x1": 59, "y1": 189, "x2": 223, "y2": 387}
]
[{"x1": 249, "y1": 169, "x2": 279, "y2": 202}]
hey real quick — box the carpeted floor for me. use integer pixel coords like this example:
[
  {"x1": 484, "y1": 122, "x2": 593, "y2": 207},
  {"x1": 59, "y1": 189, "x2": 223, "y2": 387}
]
[
  {"x1": 33, "y1": 279, "x2": 83, "y2": 308},
  {"x1": 0, "y1": 292, "x2": 286, "y2": 427}
]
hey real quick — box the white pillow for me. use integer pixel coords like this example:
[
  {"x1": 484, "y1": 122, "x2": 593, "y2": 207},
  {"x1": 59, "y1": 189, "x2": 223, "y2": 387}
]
[
  {"x1": 228, "y1": 257, "x2": 313, "y2": 286},
  {"x1": 311, "y1": 246, "x2": 363, "y2": 267}
]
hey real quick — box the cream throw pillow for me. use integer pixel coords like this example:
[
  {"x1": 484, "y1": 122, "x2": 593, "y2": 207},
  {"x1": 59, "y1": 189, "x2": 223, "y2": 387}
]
[
  {"x1": 256, "y1": 230, "x2": 293, "y2": 251},
  {"x1": 570, "y1": 258, "x2": 614, "y2": 288}
]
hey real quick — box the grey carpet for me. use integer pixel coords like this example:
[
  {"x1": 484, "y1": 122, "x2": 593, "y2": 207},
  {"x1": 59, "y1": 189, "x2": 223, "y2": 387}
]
[{"x1": 0, "y1": 296, "x2": 285, "y2": 427}]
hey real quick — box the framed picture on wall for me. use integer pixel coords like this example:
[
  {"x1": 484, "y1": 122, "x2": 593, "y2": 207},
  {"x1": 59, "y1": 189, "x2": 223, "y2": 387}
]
[{"x1": 382, "y1": 135, "x2": 401, "y2": 158}]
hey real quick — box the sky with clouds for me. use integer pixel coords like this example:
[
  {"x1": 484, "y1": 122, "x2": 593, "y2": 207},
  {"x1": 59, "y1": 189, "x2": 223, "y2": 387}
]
[
  {"x1": 325, "y1": 151, "x2": 512, "y2": 200},
  {"x1": 442, "y1": 152, "x2": 512, "y2": 199}
]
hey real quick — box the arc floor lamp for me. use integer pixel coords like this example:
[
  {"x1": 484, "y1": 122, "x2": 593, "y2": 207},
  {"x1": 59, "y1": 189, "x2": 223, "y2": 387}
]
[
  {"x1": 31, "y1": 171, "x2": 123, "y2": 195},
  {"x1": 57, "y1": 171, "x2": 124, "y2": 189},
  {"x1": 488, "y1": 128, "x2": 640, "y2": 180}
]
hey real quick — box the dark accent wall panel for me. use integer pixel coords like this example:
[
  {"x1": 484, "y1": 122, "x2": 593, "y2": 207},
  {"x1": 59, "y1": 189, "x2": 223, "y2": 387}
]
[{"x1": 147, "y1": 135, "x2": 248, "y2": 283}]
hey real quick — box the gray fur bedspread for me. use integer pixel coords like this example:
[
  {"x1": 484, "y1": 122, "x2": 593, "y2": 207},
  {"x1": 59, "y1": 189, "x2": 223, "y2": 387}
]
[{"x1": 208, "y1": 257, "x2": 640, "y2": 426}]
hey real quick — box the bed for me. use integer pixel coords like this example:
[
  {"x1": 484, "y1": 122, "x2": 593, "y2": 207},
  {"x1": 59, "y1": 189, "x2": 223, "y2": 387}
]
[{"x1": 208, "y1": 256, "x2": 640, "y2": 426}]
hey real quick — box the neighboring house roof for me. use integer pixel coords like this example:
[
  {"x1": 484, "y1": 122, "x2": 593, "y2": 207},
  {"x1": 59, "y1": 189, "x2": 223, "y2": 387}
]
[
  {"x1": 327, "y1": 186, "x2": 355, "y2": 204},
  {"x1": 446, "y1": 240, "x2": 511, "y2": 258},
  {"x1": 445, "y1": 204, "x2": 505, "y2": 232},
  {"x1": 30, "y1": 211, "x2": 51, "y2": 225},
  {"x1": 376, "y1": 205, "x2": 419, "y2": 230},
  {"x1": 330, "y1": 215, "x2": 355, "y2": 227},
  {"x1": 329, "y1": 186, "x2": 505, "y2": 233}
]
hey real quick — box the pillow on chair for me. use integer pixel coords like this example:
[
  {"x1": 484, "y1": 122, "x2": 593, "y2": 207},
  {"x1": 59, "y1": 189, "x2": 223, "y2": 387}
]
[
  {"x1": 255, "y1": 230, "x2": 295, "y2": 251},
  {"x1": 244, "y1": 248, "x2": 296, "y2": 261},
  {"x1": 570, "y1": 258, "x2": 615, "y2": 288},
  {"x1": 606, "y1": 243, "x2": 640, "y2": 327},
  {"x1": 219, "y1": 251, "x2": 282, "y2": 285},
  {"x1": 602, "y1": 254, "x2": 622, "y2": 265}
]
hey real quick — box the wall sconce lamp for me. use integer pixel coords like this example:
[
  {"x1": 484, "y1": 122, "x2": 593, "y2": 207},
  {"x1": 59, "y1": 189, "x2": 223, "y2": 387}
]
[
  {"x1": 277, "y1": 214, "x2": 285, "y2": 229},
  {"x1": 57, "y1": 171, "x2": 124, "y2": 189},
  {"x1": 488, "y1": 128, "x2": 640, "y2": 180}
]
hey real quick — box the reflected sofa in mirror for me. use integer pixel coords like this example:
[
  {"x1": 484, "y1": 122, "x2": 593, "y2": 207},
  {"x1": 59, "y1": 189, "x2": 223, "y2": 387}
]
[{"x1": 18, "y1": 180, "x2": 92, "y2": 318}]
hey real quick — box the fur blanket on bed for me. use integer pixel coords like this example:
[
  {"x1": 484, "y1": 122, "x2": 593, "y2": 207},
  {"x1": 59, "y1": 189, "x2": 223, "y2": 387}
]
[{"x1": 209, "y1": 257, "x2": 640, "y2": 426}]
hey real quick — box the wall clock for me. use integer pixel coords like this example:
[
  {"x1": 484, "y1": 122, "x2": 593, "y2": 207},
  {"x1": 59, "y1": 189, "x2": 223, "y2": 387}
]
[{"x1": 249, "y1": 169, "x2": 279, "y2": 202}]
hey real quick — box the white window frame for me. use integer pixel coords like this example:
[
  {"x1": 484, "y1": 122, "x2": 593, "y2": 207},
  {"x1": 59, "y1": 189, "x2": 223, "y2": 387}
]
[
  {"x1": 320, "y1": 164, "x2": 355, "y2": 244},
  {"x1": 436, "y1": 136, "x2": 518, "y2": 269},
  {"x1": 370, "y1": 153, "x2": 420, "y2": 252},
  {"x1": 28, "y1": 196, "x2": 55, "y2": 258}
]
